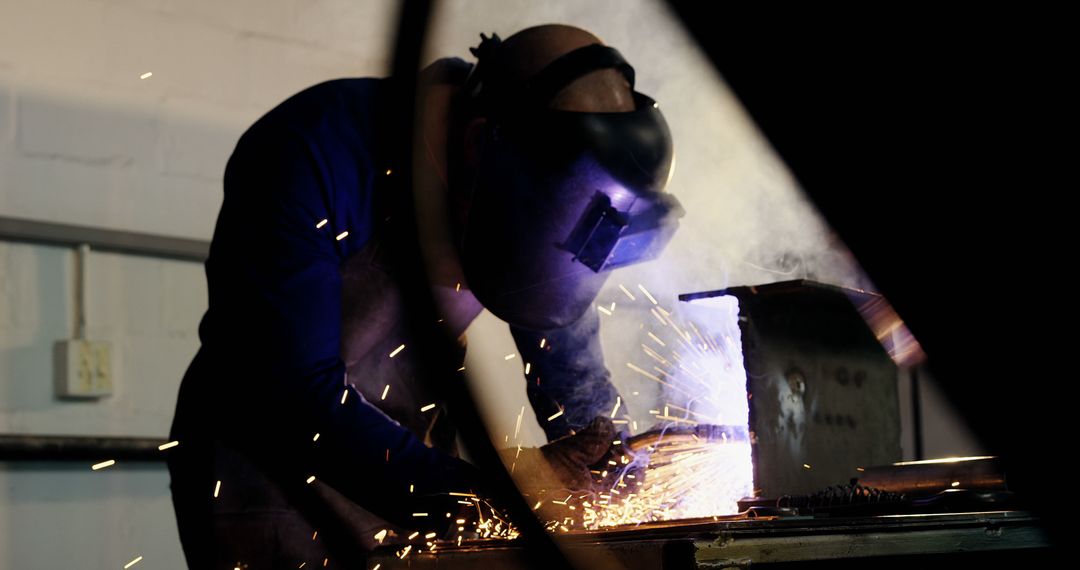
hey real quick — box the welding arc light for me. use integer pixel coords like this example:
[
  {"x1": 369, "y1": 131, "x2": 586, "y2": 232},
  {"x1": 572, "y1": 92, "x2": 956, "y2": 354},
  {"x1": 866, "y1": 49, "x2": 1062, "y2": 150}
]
[{"x1": 560, "y1": 190, "x2": 684, "y2": 272}]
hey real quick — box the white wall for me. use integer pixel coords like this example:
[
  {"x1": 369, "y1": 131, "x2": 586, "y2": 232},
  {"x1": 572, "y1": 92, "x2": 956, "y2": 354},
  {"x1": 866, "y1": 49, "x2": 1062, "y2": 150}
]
[
  {"x1": 1, "y1": 1, "x2": 396, "y2": 568},
  {"x1": 0, "y1": 1, "x2": 981, "y2": 568}
]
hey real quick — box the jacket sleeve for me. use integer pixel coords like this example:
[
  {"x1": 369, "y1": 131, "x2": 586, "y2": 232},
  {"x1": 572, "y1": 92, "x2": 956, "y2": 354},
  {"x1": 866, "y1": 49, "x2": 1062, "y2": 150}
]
[
  {"x1": 207, "y1": 124, "x2": 483, "y2": 529},
  {"x1": 509, "y1": 308, "x2": 623, "y2": 442}
]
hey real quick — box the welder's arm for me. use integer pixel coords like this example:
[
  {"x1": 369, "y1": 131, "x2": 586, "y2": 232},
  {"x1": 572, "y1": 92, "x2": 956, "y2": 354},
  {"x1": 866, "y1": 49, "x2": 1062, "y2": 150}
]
[
  {"x1": 510, "y1": 308, "x2": 623, "y2": 441},
  {"x1": 214, "y1": 128, "x2": 484, "y2": 530}
]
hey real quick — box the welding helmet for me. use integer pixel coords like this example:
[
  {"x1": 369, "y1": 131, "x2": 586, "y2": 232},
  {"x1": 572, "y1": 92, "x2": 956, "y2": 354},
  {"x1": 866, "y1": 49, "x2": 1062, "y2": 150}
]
[{"x1": 458, "y1": 34, "x2": 682, "y2": 330}]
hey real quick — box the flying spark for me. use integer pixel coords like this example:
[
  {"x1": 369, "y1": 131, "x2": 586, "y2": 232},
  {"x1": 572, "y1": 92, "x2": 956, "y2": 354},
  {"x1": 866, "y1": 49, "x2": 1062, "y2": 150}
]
[
  {"x1": 139, "y1": 72, "x2": 152, "y2": 79},
  {"x1": 315, "y1": 219, "x2": 328, "y2": 228},
  {"x1": 638, "y1": 284, "x2": 659, "y2": 304},
  {"x1": 420, "y1": 403, "x2": 436, "y2": 412},
  {"x1": 214, "y1": 480, "x2": 221, "y2": 497},
  {"x1": 158, "y1": 441, "x2": 179, "y2": 450},
  {"x1": 547, "y1": 409, "x2": 564, "y2": 422},
  {"x1": 619, "y1": 284, "x2": 637, "y2": 300},
  {"x1": 306, "y1": 475, "x2": 316, "y2": 484},
  {"x1": 389, "y1": 344, "x2": 406, "y2": 358},
  {"x1": 124, "y1": 556, "x2": 143, "y2": 568},
  {"x1": 312, "y1": 433, "x2": 320, "y2": 441},
  {"x1": 335, "y1": 231, "x2": 349, "y2": 240},
  {"x1": 91, "y1": 460, "x2": 115, "y2": 470},
  {"x1": 381, "y1": 384, "x2": 390, "y2": 400},
  {"x1": 504, "y1": 353, "x2": 516, "y2": 360}
]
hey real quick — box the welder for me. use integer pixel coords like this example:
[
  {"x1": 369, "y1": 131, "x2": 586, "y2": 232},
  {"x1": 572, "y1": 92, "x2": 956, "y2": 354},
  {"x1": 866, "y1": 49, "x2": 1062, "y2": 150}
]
[{"x1": 167, "y1": 24, "x2": 681, "y2": 568}]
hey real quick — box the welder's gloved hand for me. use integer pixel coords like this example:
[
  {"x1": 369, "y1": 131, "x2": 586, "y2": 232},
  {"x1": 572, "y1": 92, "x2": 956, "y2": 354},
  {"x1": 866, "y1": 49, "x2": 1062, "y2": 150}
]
[
  {"x1": 500, "y1": 416, "x2": 616, "y2": 494},
  {"x1": 594, "y1": 431, "x2": 648, "y2": 493},
  {"x1": 542, "y1": 416, "x2": 618, "y2": 490}
]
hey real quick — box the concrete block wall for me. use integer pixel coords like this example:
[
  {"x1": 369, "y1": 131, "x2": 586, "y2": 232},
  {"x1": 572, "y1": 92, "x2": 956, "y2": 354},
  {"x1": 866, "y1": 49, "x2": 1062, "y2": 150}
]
[
  {"x1": 0, "y1": 1, "x2": 982, "y2": 568},
  {"x1": 1, "y1": 1, "x2": 396, "y2": 568}
]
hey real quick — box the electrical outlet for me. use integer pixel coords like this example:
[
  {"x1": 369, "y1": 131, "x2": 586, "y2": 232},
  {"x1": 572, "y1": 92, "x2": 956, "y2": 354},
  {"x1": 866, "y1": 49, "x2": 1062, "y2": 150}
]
[{"x1": 54, "y1": 339, "x2": 113, "y2": 399}]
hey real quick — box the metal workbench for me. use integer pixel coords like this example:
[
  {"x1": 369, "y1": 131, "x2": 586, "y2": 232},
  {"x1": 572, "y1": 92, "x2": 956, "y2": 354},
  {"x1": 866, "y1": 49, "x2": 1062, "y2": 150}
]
[{"x1": 366, "y1": 510, "x2": 1050, "y2": 569}]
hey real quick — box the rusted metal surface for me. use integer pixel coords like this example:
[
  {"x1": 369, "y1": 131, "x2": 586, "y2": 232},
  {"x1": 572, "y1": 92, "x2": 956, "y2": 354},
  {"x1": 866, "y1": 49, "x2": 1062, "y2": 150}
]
[{"x1": 857, "y1": 457, "x2": 1007, "y2": 495}]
